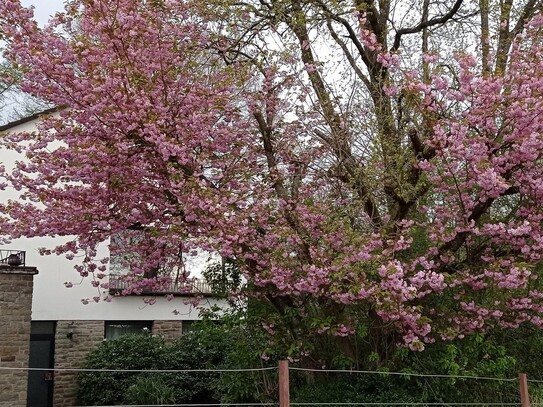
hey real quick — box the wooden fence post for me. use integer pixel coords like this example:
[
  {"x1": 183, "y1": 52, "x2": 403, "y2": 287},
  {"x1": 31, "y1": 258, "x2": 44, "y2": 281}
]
[
  {"x1": 519, "y1": 373, "x2": 531, "y2": 407},
  {"x1": 279, "y1": 360, "x2": 290, "y2": 407}
]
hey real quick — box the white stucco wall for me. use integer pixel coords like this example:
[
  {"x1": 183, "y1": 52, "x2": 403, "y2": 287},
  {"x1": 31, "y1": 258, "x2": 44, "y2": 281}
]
[
  {"x1": 0, "y1": 115, "x2": 228, "y2": 321},
  {"x1": 21, "y1": 235, "x2": 225, "y2": 321}
]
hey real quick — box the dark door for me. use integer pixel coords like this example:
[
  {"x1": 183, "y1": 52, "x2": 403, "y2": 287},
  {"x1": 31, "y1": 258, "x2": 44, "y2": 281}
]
[{"x1": 27, "y1": 322, "x2": 55, "y2": 407}]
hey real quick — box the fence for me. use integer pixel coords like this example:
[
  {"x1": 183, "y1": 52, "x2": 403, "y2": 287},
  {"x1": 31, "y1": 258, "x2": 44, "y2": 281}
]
[
  {"x1": 108, "y1": 275, "x2": 213, "y2": 295},
  {"x1": 278, "y1": 361, "x2": 534, "y2": 407},
  {"x1": 0, "y1": 361, "x2": 540, "y2": 406}
]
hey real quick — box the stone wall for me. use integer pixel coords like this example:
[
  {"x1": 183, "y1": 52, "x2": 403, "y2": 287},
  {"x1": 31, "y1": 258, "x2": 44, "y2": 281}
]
[
  {"x1": 52, "y1": 319, "x2": 185, "y2": 405},
  {"x1": 0, "y1": 265, "x2": 38, "y2": 407},
  {"x1": 153, "y1": 320, "x2": 183, "y2": 342},
  {"x1": 53, "y1": 320, "x2": 103, "y2": 406}
]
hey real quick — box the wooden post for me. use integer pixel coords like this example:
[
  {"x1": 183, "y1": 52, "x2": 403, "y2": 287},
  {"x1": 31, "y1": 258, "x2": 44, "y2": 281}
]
[
  {"x1": 279, "y1": 360, "x2": 290, "y2": 407},
  {"x1": 519, "y1": 373, "x2": 530, "y2": 407}
]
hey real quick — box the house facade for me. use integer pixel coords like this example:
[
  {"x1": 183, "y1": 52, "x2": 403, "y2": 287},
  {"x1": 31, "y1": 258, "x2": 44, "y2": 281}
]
[{"x1": 0, "y1": 112, "x2": 228, "y2": 406}]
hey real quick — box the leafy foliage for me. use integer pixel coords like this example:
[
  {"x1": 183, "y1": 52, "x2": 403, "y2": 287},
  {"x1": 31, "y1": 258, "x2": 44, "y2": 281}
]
[
  {"x1": 292, "y1": 375, "x2": 421, "y2": 406},
  {"x1": 77, "y1": 331, "x2": 225, "y2": 405},
  {"x1": 75, "y1": 308, "x2": 543, "y2": 405},
  {"x1": 202, "y1": 257, "x2": 243, "y2": 297},
  {"x1": 162, "y1": 327, "x2": 227, "y2": 403},
  {"x1": 125, "y1": 376, "x2": 175, "y2": 405},
  {"x1": 201, "y1": 310, "x2": 534, "y2": 405},
  {"x1": 77, "y1": 334, "x2": 168, "y2": 406}
]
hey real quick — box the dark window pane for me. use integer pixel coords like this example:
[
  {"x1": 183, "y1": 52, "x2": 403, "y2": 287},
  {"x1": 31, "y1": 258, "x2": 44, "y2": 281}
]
[{"x1": 104, "y1": 321, "x2": 152, "y2": 340}]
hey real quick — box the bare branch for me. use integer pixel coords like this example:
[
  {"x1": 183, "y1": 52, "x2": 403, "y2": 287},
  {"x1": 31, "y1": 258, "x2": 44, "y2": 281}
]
[
  {"x1": 391, "y1": 0, "x2": 465, "y2": 51},
  {"x1": 326, "y1": 19, "x2": 372, "y2": 89},
  {"x1": 312, "y1": 0, "x2": 378, "y2": 81},
  {"x1": 511, "y1": 0, "x2": 541, "y2": 36}
]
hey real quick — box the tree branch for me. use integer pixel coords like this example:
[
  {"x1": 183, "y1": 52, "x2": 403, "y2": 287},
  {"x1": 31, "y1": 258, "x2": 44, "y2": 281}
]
[
  {"x1": 391, "y1": 0, "x2": 465, "y2": 51},
  {"x1": 326, "y1": 19, "x2": 372, "y2": 89},
  {"x1": 437, "y1": 185, "x2": 520, "y2": 264}
]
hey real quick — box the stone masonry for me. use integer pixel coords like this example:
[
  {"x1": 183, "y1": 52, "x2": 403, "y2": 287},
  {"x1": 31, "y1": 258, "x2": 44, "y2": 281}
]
[
  {"x1": 52, "y1": 319, "x2": 185, "y2": 405},
  {"x1": 53, "y1": 320, "x2": 103, "y2": 406},
  {"x1": 0, "y1": 264, "x2": 38, "y2": 407},
  {"x1": 153, "y1": 320, "x2": 183, "y2": 343}
]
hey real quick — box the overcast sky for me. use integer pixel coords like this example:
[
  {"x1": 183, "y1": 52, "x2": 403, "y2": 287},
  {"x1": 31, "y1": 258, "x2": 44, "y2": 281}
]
[{"x1": 20, "y1": 0, "x2": 66, "y2": 26}]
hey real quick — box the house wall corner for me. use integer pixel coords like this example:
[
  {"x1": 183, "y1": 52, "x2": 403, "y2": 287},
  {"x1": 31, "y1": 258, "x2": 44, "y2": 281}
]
[
  {"x1": 53, "y1": 320, "x2": 103, "y2": 407},
  {"x1": 0, "y1": 265, "x2": 38, "y2": 407}
]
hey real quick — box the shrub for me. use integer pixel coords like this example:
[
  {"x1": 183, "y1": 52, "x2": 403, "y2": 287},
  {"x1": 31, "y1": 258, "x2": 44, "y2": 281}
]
[
  {"x1": 125, "y1": 375, "x2": 175, "y2": 405},
  {"x1": 160, "y1": 328, "x2": 225, "y2": 403},
  {"x1": 292, "y1": 374, "x2": 419, "y2": 406},
  {"x1": 76, "y1": 334, "x2": 168, "y2": 406},
  {"x1": 76, "y1": 326, "x2": 228, "y2": 405}
]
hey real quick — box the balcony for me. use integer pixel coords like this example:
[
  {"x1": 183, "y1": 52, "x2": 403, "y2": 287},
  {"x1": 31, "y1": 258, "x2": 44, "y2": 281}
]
[
  {"x1": 108, "y1": 274, "x2": 213, "y2": 296},
  {"x1": 0, "y1": 249, "x2": 26, "y2": 267}
]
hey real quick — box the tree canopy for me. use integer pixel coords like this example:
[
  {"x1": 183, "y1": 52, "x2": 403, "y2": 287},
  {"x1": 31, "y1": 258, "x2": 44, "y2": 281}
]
[{"x1": 2, "y1": 0, "x2": 543, "y2": 360}]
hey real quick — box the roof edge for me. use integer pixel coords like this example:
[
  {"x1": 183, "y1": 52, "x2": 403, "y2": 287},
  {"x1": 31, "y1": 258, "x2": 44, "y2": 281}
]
[{"x1": 0, "y1": 107, "x2": 60, "y2": 132}]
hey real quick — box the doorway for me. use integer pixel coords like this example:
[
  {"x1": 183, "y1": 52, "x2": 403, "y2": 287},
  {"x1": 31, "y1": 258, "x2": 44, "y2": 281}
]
[{"x1": 27, "y1": 321, "x2": 55, "y2": 407}]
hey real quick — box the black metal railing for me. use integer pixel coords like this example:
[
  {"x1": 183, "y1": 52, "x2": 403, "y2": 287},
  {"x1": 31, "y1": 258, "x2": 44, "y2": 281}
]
[
  {"x1": 0, "y1": 249, "x2": 26, "y2": 267},
  {"x1": 108, "y1": 274, "x2": 213, "y2": 296}
]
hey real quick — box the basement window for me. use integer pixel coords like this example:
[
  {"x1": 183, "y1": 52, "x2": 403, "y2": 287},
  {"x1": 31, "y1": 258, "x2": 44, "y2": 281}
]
[{"x1": 104, "y1": 321, "x2": 152, "y2": 340}]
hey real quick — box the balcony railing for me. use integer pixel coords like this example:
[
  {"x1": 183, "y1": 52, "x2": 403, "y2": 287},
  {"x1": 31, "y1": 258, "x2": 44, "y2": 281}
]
[
  {"x1": 0, "y1": 249, "x2": 26, "y2": 267},
  {"x1": 108, "y1": 274, "x2": 213, "y2": 296}
]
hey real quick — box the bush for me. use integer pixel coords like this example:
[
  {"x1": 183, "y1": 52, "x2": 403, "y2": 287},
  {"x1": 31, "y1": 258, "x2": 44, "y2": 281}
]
[
  {"x1": 292, "y1": 374, "x2": 419, "y2": 406},
  {"x1": 125, "y1": 375, "x2": 175, "y2": 405},
  {"x1": 76, "y1": 334, "x2": 168, "y2": 406},
  {"x1": 77, "y1": 312, "x2": 541, "y2": 406},
  {"x1": 160, "y1": 328, "x2": 226, "y2": 403},
  {"x1": 76, "y1": 327, "x2": 228, "y2": 405}
]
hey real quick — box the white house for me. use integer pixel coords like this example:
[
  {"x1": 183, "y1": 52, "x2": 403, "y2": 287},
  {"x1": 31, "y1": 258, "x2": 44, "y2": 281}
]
[{"x1": 0, "y1": 111, "x2": 228, "y2": 406}]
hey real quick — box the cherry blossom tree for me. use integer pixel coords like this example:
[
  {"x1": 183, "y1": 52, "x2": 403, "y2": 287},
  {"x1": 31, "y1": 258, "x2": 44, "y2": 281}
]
[{"x1": 2, "y1": 0, "x2": 543, "y2": 362}]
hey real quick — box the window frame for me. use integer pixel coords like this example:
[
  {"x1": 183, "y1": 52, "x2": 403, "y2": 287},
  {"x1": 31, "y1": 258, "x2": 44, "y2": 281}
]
[{"x1": 104, "y1": 320, "x2": 153, "y2": 340}]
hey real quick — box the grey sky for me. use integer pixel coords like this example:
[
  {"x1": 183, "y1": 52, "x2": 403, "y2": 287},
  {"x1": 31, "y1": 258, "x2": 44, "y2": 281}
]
[{"x1": 20, "y1": 0, "x2": 66, "y2": 26}]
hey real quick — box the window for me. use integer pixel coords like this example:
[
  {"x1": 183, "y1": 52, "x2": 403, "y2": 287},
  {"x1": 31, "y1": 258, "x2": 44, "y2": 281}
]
[{"x1": 104, "y1": 321, "x2": 152, "y2": 340}]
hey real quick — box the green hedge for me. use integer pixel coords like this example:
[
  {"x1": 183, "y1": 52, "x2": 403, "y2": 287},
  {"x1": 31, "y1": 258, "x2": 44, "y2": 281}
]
[{"x1": 76, "y1": 331, "x2": 224, "y2": 405}]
